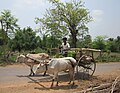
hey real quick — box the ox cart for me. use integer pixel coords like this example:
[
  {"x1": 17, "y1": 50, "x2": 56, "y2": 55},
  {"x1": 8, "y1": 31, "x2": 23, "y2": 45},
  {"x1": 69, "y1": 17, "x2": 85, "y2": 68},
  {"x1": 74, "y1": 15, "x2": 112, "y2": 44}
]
[
  {"x1": 70, "y1": 48, "x2": 101, "y2": 76},
  {"x1": 50, "y1": 48, "x2": 101, "y2": 76}
]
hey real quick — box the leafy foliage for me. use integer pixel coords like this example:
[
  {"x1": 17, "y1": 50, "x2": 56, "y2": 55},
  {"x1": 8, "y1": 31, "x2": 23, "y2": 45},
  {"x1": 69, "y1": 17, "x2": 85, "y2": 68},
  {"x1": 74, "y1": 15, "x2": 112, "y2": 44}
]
[
  {"x1": 0, "y1": 10, "x2": 19, "y2": 40},
  {"x1": 8, "y1": 27, "x2": 39, "y2": 51},
  {"x1": 77, "y1": 35, "x2": 92, "y2": 48},
  {"x1": 0, "y1": 3, "x2": 120, "y2": 63},
  {"x1": 35, "y1": 0, "x2": 92, "y2": 48},
  {"x1": 92, "y1": 36, "x2": 107, "y2": 51},
  {"x1": 0, "y1": 10, "x2": 19, "y2": 62}
]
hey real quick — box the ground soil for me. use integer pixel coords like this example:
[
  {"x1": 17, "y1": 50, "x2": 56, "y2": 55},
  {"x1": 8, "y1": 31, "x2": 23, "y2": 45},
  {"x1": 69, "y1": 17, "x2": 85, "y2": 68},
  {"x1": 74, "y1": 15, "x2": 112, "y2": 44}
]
[{"x1": 0, "y1": 62, "x2": 120, "y2": 93}]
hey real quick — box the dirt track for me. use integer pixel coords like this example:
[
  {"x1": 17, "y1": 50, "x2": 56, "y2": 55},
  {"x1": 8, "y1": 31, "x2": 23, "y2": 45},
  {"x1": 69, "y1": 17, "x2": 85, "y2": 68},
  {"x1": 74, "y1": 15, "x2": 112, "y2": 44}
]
[{"x1": 0, "y1": 62, "x2": 120, "y2": 93}]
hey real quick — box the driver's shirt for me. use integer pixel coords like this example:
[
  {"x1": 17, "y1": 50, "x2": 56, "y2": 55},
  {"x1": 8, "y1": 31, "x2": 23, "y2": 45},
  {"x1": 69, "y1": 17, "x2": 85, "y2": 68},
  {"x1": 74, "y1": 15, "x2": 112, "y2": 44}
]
[{"x1": 61, "y1": 42, "x2": 70, "y2": 50}]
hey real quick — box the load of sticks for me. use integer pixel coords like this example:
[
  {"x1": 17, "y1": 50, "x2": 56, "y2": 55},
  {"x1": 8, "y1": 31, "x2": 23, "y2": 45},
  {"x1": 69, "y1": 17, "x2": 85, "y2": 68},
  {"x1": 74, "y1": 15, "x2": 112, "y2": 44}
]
[{"x1": 74, "y1": 75, "x2": 120, "y2": 93}]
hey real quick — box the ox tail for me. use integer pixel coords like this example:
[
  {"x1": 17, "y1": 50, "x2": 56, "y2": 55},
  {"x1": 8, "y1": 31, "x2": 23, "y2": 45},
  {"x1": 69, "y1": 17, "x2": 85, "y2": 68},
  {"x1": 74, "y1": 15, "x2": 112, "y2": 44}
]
[{"x1": 67, "y1": 59, "x2": 76, "y2": 68}]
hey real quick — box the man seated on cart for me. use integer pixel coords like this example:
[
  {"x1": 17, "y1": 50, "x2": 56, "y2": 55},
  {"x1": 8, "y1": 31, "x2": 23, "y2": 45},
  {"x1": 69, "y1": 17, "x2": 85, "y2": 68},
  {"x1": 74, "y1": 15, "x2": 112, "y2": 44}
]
[{"x1": 59, "y1": 37, "x2": 70, "y2": 57}]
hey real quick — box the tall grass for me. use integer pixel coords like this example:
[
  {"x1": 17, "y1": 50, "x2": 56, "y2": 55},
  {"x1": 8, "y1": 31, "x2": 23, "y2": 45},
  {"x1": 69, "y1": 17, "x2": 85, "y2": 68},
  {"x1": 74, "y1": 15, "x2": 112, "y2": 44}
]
[{"x1": 95, "y1": 52, "x2": 120, "y2": 62}]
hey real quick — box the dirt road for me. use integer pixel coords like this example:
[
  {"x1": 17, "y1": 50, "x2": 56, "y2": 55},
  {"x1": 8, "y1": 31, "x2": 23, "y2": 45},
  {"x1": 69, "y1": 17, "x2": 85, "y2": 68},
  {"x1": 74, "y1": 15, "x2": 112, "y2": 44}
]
[{"x1": 0, "y1": 62, "x2": 120, "y2": 93}]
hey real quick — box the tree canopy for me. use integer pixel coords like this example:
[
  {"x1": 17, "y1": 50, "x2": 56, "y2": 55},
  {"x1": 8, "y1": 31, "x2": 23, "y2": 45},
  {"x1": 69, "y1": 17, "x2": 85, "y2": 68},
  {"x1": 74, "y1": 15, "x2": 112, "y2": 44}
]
[
  {"x1": 8, "y1": 27, "x2": 39, "y2": 51},
  {"x1": 0, "y1": 10, "x2": 19, "y2": 45},
  {"x1": 35, "y1": 0, "x2": 92, "y2": 48}
]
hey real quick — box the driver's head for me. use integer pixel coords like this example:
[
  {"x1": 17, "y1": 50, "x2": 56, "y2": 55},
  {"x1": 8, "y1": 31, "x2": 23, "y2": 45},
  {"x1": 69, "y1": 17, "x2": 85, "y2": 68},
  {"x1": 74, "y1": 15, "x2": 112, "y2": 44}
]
[{"x1": 62, "y1": 37, "x2": 67, "y2": 42}]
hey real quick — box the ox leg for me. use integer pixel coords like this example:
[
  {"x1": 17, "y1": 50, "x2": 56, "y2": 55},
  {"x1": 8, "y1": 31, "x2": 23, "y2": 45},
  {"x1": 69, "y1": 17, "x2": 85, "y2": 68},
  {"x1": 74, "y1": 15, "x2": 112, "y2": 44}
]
[
  {"x1": 29, "y1": 66, "x2": 32, "y2": 76},
  {"x1": 55, "y1": 74, "x2": 59, "y2": 86},
  {"x1": 68, "y1": 70, "x2": 72, "y2": 84},
  {"x1": 68, "y1": 73, "x2": 72, "y2": 84},
  {"x1": 50, "y1": 72, "x2": 58, "y2": 88},
  {"x1": 43, "y1": 71, "x2": 46, "y2": 76},
  {"x1": 68, "y1": 68, "x2": 75, "y2": 86},
  {"x1": 31, "y1": 66, "x2": 35, "y2": 76},
  {"x1": 51, "y1": 79, "x2": 54, "y2": 88},
  {"x1": 71, "y1": 70, "x2": 75, "y2": 86},
  {"x1": 29, "y1": 66, "x2": 35, "y2": 76},
  {"x1": 31, "y1": 69, "x2": 35, "y2": 76}
]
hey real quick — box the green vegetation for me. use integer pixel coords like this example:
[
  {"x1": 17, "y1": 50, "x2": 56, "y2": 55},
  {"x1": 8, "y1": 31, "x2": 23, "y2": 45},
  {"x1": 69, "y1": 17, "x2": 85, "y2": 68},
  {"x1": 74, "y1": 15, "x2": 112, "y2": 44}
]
[
  {"x1": 36, "y1": 0, "x2": 92, "y2": 48},
  {"x1": 0, "y1": 0, "x2": 120, "y2": 65},
  {"x1": 96, "y1": 52, "x2": 120, "y2": 62},
  {"x1": 8, "y1": 27, "x2": 39, "y2": 51}
]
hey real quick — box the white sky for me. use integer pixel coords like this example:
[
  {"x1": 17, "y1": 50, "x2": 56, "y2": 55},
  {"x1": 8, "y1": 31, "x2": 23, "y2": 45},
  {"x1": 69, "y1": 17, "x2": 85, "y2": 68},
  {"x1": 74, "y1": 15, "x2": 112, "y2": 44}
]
[{"x1": 0, "y1": 0, "x2": 120, "y2": 39}]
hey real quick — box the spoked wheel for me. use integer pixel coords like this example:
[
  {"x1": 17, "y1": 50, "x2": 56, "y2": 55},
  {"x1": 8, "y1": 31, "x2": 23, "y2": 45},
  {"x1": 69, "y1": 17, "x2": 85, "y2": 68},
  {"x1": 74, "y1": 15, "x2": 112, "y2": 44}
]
[
  {"x1": 85, "y1": 61, "x2": 96, "y2": 76},
  {"x1": 76, "y1": 55, "x2": 96, "y2": 76}
]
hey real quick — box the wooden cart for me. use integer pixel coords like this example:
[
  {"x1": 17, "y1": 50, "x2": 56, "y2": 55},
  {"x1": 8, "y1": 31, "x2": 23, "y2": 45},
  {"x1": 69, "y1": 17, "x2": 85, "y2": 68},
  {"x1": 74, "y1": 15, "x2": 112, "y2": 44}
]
[
  {"x1": 50, "y1": 48, "x2": 101, "y2": 76},
  {"x1": 70, "y1": 48, "x2": 101, "y2": 76}
]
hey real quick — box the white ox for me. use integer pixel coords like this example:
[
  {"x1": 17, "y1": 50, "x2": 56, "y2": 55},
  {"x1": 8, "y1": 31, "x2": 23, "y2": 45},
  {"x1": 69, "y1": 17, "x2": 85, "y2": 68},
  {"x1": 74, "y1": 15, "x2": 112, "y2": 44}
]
[
  {"x1": 16, "y1": 53, "x2": 49, "y2": 76},
  {"x1": 35, "y1": 57, "x2": 77, "y2": 88}
]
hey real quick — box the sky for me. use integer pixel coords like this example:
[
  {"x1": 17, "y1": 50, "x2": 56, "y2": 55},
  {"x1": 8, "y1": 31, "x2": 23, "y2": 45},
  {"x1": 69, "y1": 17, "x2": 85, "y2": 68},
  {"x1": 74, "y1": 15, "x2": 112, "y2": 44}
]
[{"x1": 0, "y1": 0, "x2": 120, "y2": 39}]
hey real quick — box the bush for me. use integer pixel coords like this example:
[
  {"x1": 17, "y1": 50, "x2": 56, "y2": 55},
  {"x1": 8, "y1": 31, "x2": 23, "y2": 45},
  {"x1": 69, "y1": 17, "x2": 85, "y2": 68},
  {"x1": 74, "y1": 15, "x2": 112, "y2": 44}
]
[
  {"x1": 96, "y1": 52, "x2": 120, "y2": 62},
  {"x1": 67, "y1": 51, "x2": 77, "y2": 58},
  {"x1": 33, "y1": 47, "x2": 47, "y2": 53}
]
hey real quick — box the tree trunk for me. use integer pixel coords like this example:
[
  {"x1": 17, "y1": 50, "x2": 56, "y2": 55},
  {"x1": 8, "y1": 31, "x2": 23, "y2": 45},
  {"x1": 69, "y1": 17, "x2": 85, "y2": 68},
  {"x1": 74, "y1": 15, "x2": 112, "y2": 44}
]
[
  {"x1": 70, "y1": 30, "x2": 77, "y2": 48},
  {"x1": 0, "y1": 20, "x2": 4, "y2": 30},
  {"x1": 72, "y1": 34, "x2": 77, "y2": 48}
]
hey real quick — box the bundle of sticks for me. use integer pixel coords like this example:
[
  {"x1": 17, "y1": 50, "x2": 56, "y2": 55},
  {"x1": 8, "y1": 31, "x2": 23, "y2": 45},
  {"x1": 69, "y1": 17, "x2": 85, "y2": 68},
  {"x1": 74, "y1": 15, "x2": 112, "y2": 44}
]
[{"x1": 74, "y1": 75, "x2": 120, "y2": 93}]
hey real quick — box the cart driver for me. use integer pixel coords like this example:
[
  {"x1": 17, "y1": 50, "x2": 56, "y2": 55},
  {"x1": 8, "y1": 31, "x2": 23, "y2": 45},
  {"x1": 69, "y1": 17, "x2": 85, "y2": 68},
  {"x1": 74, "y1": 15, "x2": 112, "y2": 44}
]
[{"x1": 60, "y1": 37, "x2": 70, "y2": 57}]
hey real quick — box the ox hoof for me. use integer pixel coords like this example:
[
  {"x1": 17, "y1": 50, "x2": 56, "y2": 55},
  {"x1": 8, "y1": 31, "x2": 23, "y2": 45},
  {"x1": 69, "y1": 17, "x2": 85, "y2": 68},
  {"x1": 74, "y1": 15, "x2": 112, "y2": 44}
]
[
  {"x1": 29, "y1": 74, "x2": 32, "y2": 76},
  {"x1": 55, "y1": 84, "x2": 58, "y2": 87},
  {"x1": 43, "y1": 71, "x2": 46, "y2": 76},
  {"x1": 68, "y1": 81, "x2": 71, "y2": 84},
  {"x1": 29, "y1": 73, "x2": 35, "y2": 76},
  {"x1": 50, "y1": 86, "x2": 53, "y2": 89},
  {"x1": 72, "y1": 82, "x2": 75, "y2": 86},
  {"x1": 43, "y1": 73, "x2": 46, "y2": 76},
  {"x1": 33, "y1": 73, "x2": 35, "y2": 76}
]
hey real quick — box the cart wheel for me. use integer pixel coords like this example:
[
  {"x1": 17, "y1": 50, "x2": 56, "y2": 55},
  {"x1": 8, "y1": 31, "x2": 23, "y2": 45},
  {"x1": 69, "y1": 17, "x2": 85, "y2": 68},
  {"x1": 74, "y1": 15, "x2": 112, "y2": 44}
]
[
  {"x1": 86, "y1": 60, "x2": 96, "y2": 76},
  {"x1": 76, "y1": 55, "x2": 96, "y2": 76}
]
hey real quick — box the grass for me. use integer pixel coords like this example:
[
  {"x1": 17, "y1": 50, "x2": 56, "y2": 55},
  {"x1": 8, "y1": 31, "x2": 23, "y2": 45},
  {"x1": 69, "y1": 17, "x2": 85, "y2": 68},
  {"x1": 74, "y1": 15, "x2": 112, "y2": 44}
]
[
  {"x1": 95, "y1": 52, "x2": 120, "y2": 62},
  {"x1": 0, "y1": 51, "x2": 120, "y2": 66},
  {"x1": 0, "y1": 54, "x2": 17, "y2": 66}
]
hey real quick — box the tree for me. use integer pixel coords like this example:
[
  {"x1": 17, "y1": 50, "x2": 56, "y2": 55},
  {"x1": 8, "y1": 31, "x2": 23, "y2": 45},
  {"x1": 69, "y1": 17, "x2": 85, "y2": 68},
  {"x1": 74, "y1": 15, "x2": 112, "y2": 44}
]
[
  {"x1": 45, "y1": 35, "x2": 61, "y2": 48},
  {"x1": 0, "y1": 10, "x2": 19, "y2": 61},
  {"x1": 83, "y1": 35, "x2": 92, "y2": 48},
  {"x1": 40, "y1": 34, "x2": 60, "y2": 49},
  {"x1": 0, "y1": 10, "x2": 19, "y2": 44},
  {"x1": 35, "y1": 0, "x2": 92, "y2": 48},
  {"x1": 106, "y1": 38, "x2": 116, "y2": 52},
  {"x1": 76, "y1": 34, "x2": 92, "y2": 48},
  {"x1": 92, "y1": 36, "x2": 107, "y2": 51},
  {"x1": 0, "y1": 29, "x2": 4, "y2": 45},
  {"x1": 9, "y1": 27, "x2": 39, "y2": 52},
  {"x1": 106, "y1": 36, "x2": 120, "y2": 52},
  {"x1": 116, "y1": 36, "x2": 120, "y2": 52}
]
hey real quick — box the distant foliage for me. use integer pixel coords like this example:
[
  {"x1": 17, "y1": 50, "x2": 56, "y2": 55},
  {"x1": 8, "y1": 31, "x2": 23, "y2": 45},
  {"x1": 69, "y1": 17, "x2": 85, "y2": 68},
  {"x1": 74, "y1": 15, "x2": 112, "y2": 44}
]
[
  {"x1": 0, "y1": 10, "x2": 19, "y2": 43},
  {"x1": 0, "y1": 10, "x2": 19, "y2": 62},
  {"x1": 77, "y1": 35, "x2": 92, "y2": 48},
  {"x1": 96, "y1": 52, "x2": 120, "y2": 62},
  {"x1": 8, "y1": 27, "x2": 39, "y2": 51},
  {"x1": 92, "y1": 36, "x2": 107, "y2": 51},
  {"x1": 92, "y1": 36, "x2": 120, "y2": 52}
]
